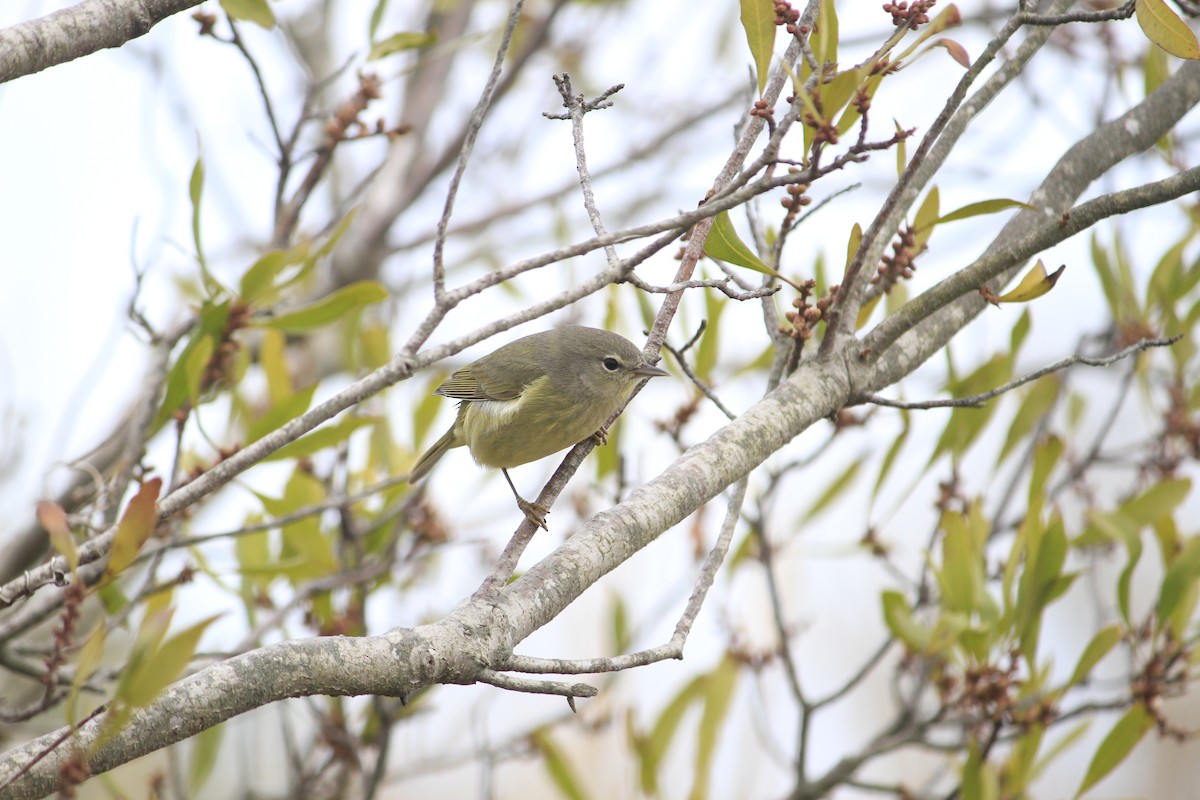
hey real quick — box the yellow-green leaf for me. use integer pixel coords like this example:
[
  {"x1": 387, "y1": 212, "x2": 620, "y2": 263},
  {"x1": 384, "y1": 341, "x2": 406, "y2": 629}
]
[
  {"x1": 998, "y1": 376, "x2": 1060, "y2": 464},
  {"x1": 261, "y1": 281, "x2": 389, "y2": 333},
  {"x1": 103, "y1": 478, "x2": 163, "y2": 581},
  {"x1": 264, "y1": 416, "x2": 375, "y2": 462},
  {"x1": 813, "y1": 0, "x2": 838, "y2": 66},
  {"x1": 368, "y1": 30, "x2": 437, "y2": 61},
  {"x1": 706, "y1": 211, "x2": 796, "y2": 288},
  {"x1": 693, "y1": 655, "x2": 739, "y2": 800},
  {"x1": 933, "y1": 198, "x2": 1036, "y2": 226},
  {"x1": 184, "y1": 334, "x2": 214, "y2": 402},
  {"x1": 844, "y1": 222, "x2": 862, "y2": 273},
  {"x1": 804, "y1": 458, "x2": 862, "y2": 520},
  {"x1": 1065, "y1": 624, "x2": 1123, "y2": 688},
  {"x1": 68, "y1": 622, "x2": 106, "y2": 723},
  {"x1": 37, "y1": 500, "x2": 77, "y2": 573},
  {"x1": 1136, "y1": 0, "x2": 1200, "y2": 59},
  {"x1": 912, "y1": 186, "x2": 940, "y2": 249},
  {"x1": 1074, "y1": 704, "x2": 1155, "y2": 797},
  {"x1": 739, "y1": 0, "x2": 776, "y2": 94},
  {"x1": 121, "y1": 614, "x2": 221, "y2": 708},
  {"x1": 821, "y1": 68, "x2": 862, "y2": 122},
  {"x1": 993, "y1": 261, "x2": 1065, "y2": 304},
  {"x1": 532, "y1": 730, "x2": 591, "y2": 800},
  {"x1": 240, "y1": 244, "x2": 310, "y2": 306},
  {"x1": 1157, "y1": 535, "x2": 1200, "y2": 628},
  {"x1": 188, "y1": 723, "x2": 225, "y2": 796},
  {"x1": 881, "y1": 590, "x2": 931, "y2": 652},
  {"x1": 247, "y1": 384, "x2": 318, "y2": 444},
  {"x1": 220, "y1": 0, "x2": 275, "y2": 28}
]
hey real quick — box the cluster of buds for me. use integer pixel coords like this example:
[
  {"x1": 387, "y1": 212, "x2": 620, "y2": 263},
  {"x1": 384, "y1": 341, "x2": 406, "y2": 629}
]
[
  {"x1": 1131, "y1": 640, "x2": 1193, "y2": 741},
  {"x1": 872, "y1": 224, "x2": 922, "y2": 290},
  {"x1": 750, "y1": 98, "x2": 775, "y2": 123},
  {"x1": 781, "y1": 280, "x2": 835, "y2": 343},
  {"x1": 1160, "y1": 383, "x2": 1200, "y2": 471},
  {"x1": 192, "y1": 10, "x2": 218, "y2": 36},
  {"x1": 774, "y1": 0, "x2": 802, "y2": 33},
  {"x1": 780, "y1": 171, "x2": 812, "y2": 225},
  {"x1": 883, "y1": 0, "x2": 936, "y2": 29},
  {"x1": 325, "y1": 73, "x2": 386, "y2": 144},
  {"x1": 935, "y1": 653, "x2": 1044, "y2": 730},
  {"x1": 801, "y1": 108, "x2": 839, "y2": 147},
  {"x1": 657, "y1": 394, "x2": 701, "y2": 439}
]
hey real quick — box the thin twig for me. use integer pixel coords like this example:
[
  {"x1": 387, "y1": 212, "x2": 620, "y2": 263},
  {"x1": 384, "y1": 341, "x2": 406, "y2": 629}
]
[{"x1": 430, "y1": 0, "x2": 526, "y2": 299}]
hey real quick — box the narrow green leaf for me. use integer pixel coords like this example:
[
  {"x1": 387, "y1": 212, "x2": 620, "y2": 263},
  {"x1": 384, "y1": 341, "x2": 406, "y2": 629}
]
[
  {"x1": 994, "y1": 262, "x2": 1066, "y2": 304},
  {"x1": 643, "y1": 676, "x2": 707, "y2": 793},
  {"x1": 188, "y1": 723, "x2": 225, "y2": 796},
  {"x1": 696, "y1": 292, "x2": 726, "y2": 382},
  {"x1": 706, "y1": 211, "x2": 796, "y2": 288},
  {"x1": 1065, "y1": 625, "x2": 1123, "y2": 688},
  {"x1": 37, "y1": 500, "x2": 78, "y2": 573},
  {"x1": 1121, "y1": 478, "x2": 1192, "y2": 527},
  {"x1": 998, "y1": 376, "x2": 1060, "y2": 464},
  {"x1": 264, "y1": 417, "x2": 375, "y2": 463},
  {"x1": 532, "y1": 730, "x2": 591, "y2": 800},
  {"x1": 804, "y1": 458, "x2": 862, "y2": 520},
  {"x1": 184, "y1": 335, "x2": 214, "y2": 402},
  {"x1": 813, "y1": 0, "x2": 838, "y2": 66},
  {"x1": 189, "y1": 156, "x2": 207, "y2": 278},
  {"x1": 932, "y1": 198, "x2": 1035, "y2": 226},
  {"x1": 121, "y1": 614, "x2": 221, "y2": 708},
  {"x1": 187, "y1": 156, "x2": 226, "y2": 297},
  {"x1": 913, "y1": 186, "x2": 940, "y2": 249},
  {"x1": 739, "y1": 0, "x2": 776, "y2": 93},
  {"x1": 1003, "y1": 724, "x2": 1044, "y2": 796},
  {"x1": 844, "y1": 222, "x2": 863, "y2": 273},
  {"x1": 152, "y1": 303, "x2": 231, "y2": 429},
  {"x1": 611, "y1": 595, "x2": 630, "y2": 654},
  {"x1": 220, "y1": 0, "x2": 275, "y2": 28},
  {"x1": 104, "y1": 478, "x2": 163, "y2": 581},
  {"x1": 260, "y1": 281, "x2": 389, "y2": 333},
  {"x1": 240, "y1": 244, "x2": 310, "y2": 306},
  {"x1": 369, "y1": 30, "x2": 437, "y2": 61},
  {"x1": 1157, "y1": 535, "x2": 1200, "y2": 628},
  {"x1": 820, "y1": 68, "x2": 862, "y2": 121},
  {"x1": 260, "y1": 327, "x2": 292, "y2": 405},
  {"x1": 1136, "y1": 0, "x2": 1200, "y2": 59},
  {"x1": 246, "y1": 384, "x2": 318, "y2": 444},
  {"x1": 68, "y1": 622, "x2": 106, "y2": 723},
  {"x1": 1074, "y1": 704, "x2": 1155, "y2": 797},
  {"x1": 368, "y1": 0, "x2": 388, "y2": 40},
  {"x1": 872, "y1": 409, "x2": 910, "y2": 498},
  {"x1": 881, "y1": 590, "x2": 930, "y2": 651},
  {"x1": 692, "y1": 656, "x2": 739, "y2": 800}
]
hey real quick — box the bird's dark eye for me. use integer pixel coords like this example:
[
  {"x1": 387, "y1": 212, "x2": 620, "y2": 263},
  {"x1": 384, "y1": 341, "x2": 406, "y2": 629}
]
[{"x1": 602, "y1": 357, "x2": 620, "y2": 371}]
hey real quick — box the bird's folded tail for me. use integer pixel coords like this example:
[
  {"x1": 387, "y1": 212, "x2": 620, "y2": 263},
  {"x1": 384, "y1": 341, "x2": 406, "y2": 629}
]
[{"x1": 409, "y1": 427, "x2": 458, "y2": 483}]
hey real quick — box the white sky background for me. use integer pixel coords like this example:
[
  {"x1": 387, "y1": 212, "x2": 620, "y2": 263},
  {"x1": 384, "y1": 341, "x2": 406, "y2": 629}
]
[{"x1": 2, "y1": 0, "x2": 1200, "y2": 797}]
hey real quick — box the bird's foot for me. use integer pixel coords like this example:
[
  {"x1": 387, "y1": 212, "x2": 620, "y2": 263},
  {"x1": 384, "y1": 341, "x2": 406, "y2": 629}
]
[
  {"x1": 517, "y1": 498, "x2": 550, "y2": 531},
  {"x1": 590, "y1": 428, "x2": 609, "y2": 447}
]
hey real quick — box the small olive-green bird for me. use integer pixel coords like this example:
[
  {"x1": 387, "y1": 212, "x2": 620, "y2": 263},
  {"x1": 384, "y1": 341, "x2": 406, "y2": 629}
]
[{"x1": 409, "y1": 325, "x2": 669, "y2": 529}]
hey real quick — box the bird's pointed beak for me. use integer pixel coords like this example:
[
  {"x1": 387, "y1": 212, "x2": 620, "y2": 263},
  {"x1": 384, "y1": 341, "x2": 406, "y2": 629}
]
[{"x1": 633, "y1": 363, "x2": 669, "y2": 378}]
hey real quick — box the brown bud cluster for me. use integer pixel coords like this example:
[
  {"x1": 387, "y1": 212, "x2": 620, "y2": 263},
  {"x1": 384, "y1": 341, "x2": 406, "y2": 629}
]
[
  {"x1": 774, "y1": 0, "x2": 801, "y2": 34},
  {"x1": 324, "y1": 73, "x2": 385, "y2": 145},
  {"x1": 802, "y1": 110, "x2": 839, "y2": 147},
  {"x1": 779, "y1": 170, "x2": 812, "y2": 226},
  {"x1": 750, "y1": 98, "x2": 775, "y2": 122},
  {"x1": 780, "y1": 280, "x2": 836, "y2": 343},
  {"x1": 871, "y1": 224, "x2": 923, "y2": 291},
  {"x1": 882, "y1": 0, "x2": 936, "y2": 29},
  {"x1": 191, "y1": 10, "x2": 217, "y2": 36}
]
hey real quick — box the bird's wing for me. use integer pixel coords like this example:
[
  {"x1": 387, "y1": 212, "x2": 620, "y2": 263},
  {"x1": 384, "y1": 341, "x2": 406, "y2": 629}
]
[{"x1": 434, "y1": 355, "x2": 545, "y2": 401}]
